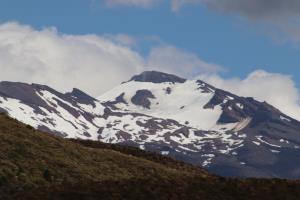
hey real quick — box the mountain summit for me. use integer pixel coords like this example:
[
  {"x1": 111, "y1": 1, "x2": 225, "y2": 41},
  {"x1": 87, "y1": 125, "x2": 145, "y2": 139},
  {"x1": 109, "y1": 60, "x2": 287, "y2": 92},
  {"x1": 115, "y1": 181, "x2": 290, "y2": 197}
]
[
  {"x1": 0, "y1": 72, "x2": 299, "y2": 179},
  {"x1": 129, "y1": 71, "x2": 187, "y2": 83}
]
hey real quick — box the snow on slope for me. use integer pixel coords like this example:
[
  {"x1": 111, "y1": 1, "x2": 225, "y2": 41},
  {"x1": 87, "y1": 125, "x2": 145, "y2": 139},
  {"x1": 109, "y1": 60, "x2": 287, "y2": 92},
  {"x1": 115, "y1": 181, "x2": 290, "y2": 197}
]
[
  {"x1": 99, "y1": 80, "x2": 236, "y2": 131},
  {"x1": 0, "y1": 88, "x2": 106, "y2": 140},
  {"x1": 97, "y1": 71, "x2": 300, "y2": 176}
]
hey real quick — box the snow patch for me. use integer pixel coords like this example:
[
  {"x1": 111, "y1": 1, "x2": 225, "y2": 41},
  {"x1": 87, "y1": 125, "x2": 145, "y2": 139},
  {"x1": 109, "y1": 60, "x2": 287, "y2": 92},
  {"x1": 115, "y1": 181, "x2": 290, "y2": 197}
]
[
  {"x1": 256, "y1": 136, "x2": 281, "y2": 148},
  {"x1": 280, "y1": 115, "x2": 291, "y2": 122}
]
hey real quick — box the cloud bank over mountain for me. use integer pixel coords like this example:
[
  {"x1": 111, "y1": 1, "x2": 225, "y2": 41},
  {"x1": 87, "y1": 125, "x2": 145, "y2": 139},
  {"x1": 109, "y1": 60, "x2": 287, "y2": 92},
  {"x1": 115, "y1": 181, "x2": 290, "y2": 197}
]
[
  {"x1": 200, "y1": 70, "x2": 300, "y2": 120},
  {"x1": 0, "y1": 22, "x2": 219, "y2": 95},
  {"x1": 0, "y1": 21, "x2": 299, "y2": 120}
]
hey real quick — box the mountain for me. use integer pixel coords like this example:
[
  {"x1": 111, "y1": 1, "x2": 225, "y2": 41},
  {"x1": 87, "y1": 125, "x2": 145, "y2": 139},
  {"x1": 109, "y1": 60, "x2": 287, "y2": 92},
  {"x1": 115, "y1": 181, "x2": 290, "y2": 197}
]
[
  {"x1": 99, "y1": 71, "x2": 300, "y2": 178},
  {"x1": 0, "y1": 71, "x2": 300, "y2": 179},
  {"x1": 0, "y1": 113, "x2": 300, "y2": 200}
]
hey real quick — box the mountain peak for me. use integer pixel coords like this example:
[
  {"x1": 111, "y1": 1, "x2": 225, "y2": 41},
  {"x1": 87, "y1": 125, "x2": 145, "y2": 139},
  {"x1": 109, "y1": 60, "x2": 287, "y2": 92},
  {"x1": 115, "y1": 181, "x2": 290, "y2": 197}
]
[
  {"x1": 66, "y1": 88, "x2": 96, "y2": 105},
  {"x1": 129, "y1": 71, "x2": 186, "y2": 84},
  {"x1": 68, "y1": 88, "x2": 93, "y2": 99}
]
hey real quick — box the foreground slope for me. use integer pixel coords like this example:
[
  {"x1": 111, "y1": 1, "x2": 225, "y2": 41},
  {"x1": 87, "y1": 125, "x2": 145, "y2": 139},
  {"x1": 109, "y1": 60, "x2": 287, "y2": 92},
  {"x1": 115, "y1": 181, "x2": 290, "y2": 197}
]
[{"x1": 0, "y1": 114, "x2": 300, "y2": 200}]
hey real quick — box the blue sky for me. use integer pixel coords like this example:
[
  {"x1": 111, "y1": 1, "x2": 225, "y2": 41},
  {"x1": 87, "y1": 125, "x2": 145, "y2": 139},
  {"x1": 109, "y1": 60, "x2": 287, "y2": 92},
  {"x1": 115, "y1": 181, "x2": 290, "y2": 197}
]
[
  {"x1": 0, "y1": 0, "x2": 299, "y2": 83},
  {"x1": 1, "y1": 0, "x2": 300, "y2": 120}
]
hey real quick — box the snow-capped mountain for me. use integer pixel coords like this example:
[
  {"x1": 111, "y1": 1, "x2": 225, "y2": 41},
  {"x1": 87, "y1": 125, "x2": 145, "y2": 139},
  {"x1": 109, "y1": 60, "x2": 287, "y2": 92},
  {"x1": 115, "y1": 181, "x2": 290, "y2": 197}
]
[{"x1": 0, "y1": 71, "x2": 300, "y2": 179}]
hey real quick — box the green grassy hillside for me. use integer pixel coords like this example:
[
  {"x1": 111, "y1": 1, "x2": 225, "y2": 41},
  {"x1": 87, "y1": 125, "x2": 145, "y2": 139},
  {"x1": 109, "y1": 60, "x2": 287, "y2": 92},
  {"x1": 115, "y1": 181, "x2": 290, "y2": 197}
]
[{"x1": 0, "y1": 114, "x2": 299, "y2": 200}]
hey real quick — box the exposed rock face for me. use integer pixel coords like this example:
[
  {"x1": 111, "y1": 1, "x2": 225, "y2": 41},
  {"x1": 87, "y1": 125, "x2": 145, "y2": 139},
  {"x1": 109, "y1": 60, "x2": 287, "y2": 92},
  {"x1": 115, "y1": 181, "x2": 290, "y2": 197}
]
[
  {"x1": 66, "y1": 88, "x2": 96, "y2": 106},
  {"x1": 129, "y1": 71, "x2": 186, "y2": 83},
  {"x1": 131, "y1": 90, "x2": 156, "y2": 109},
  {"x1": 0, "y1": 82, "x2": 50, "y2": 108},
  {"x1": 0, "y1": 71, "x2": 300, "y2": 179}
]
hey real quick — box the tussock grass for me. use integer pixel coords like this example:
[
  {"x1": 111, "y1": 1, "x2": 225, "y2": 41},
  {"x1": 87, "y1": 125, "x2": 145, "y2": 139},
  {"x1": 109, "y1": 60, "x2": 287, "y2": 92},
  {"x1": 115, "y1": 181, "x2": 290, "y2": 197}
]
[{"x1": 0, "y1": 113, "x2": 299, "y2": 199}]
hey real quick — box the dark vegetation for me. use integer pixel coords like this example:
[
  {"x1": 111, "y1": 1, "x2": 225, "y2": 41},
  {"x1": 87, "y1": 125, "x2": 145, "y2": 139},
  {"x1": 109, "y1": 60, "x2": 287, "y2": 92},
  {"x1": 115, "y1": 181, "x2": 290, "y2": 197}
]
[
  {"x1": 0, "y1": 113, "x2": 299, "y2": 200},
  {"x1": 70, "y1": 139, "x2": 210, "y2": 175}
]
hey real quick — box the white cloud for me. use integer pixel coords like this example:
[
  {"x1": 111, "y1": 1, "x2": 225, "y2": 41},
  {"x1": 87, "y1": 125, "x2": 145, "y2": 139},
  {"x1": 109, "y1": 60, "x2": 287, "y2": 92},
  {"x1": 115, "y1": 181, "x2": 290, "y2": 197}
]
[
  {"x1": 147, "y1": 46, "x2": 222, "y2": 77},
  {"x1": 0, "y1": 22, "x2": 218, "y2": 96},
  {"x1": 102, "y1": 0, "x2": 199, "y2": 11},
  {"x1": 104, "y1": 0, "x2": 160, "y2": 8},
  {"x1": 103, "y1": 34, "x2": 137, "y2": 46},
  {"x1": 171, "y1": 0, "x2": 201, "y2": 11},
  {"x1": 199, "y1": 70, "x2": 300, "y2": 120},
  {"x1": 0, "y1": 22, "x2": 145, "y2": 96}
]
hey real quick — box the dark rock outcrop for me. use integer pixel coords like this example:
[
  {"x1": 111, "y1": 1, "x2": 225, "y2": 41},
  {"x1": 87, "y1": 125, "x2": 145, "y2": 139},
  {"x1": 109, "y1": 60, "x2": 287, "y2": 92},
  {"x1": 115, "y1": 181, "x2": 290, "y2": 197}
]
[
  {"x1": 131, "y1": 90, "x2": 156, "y2": 109},
  {"x1": 129, "y1": 71, "x2": 186, "y2": 84}
]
